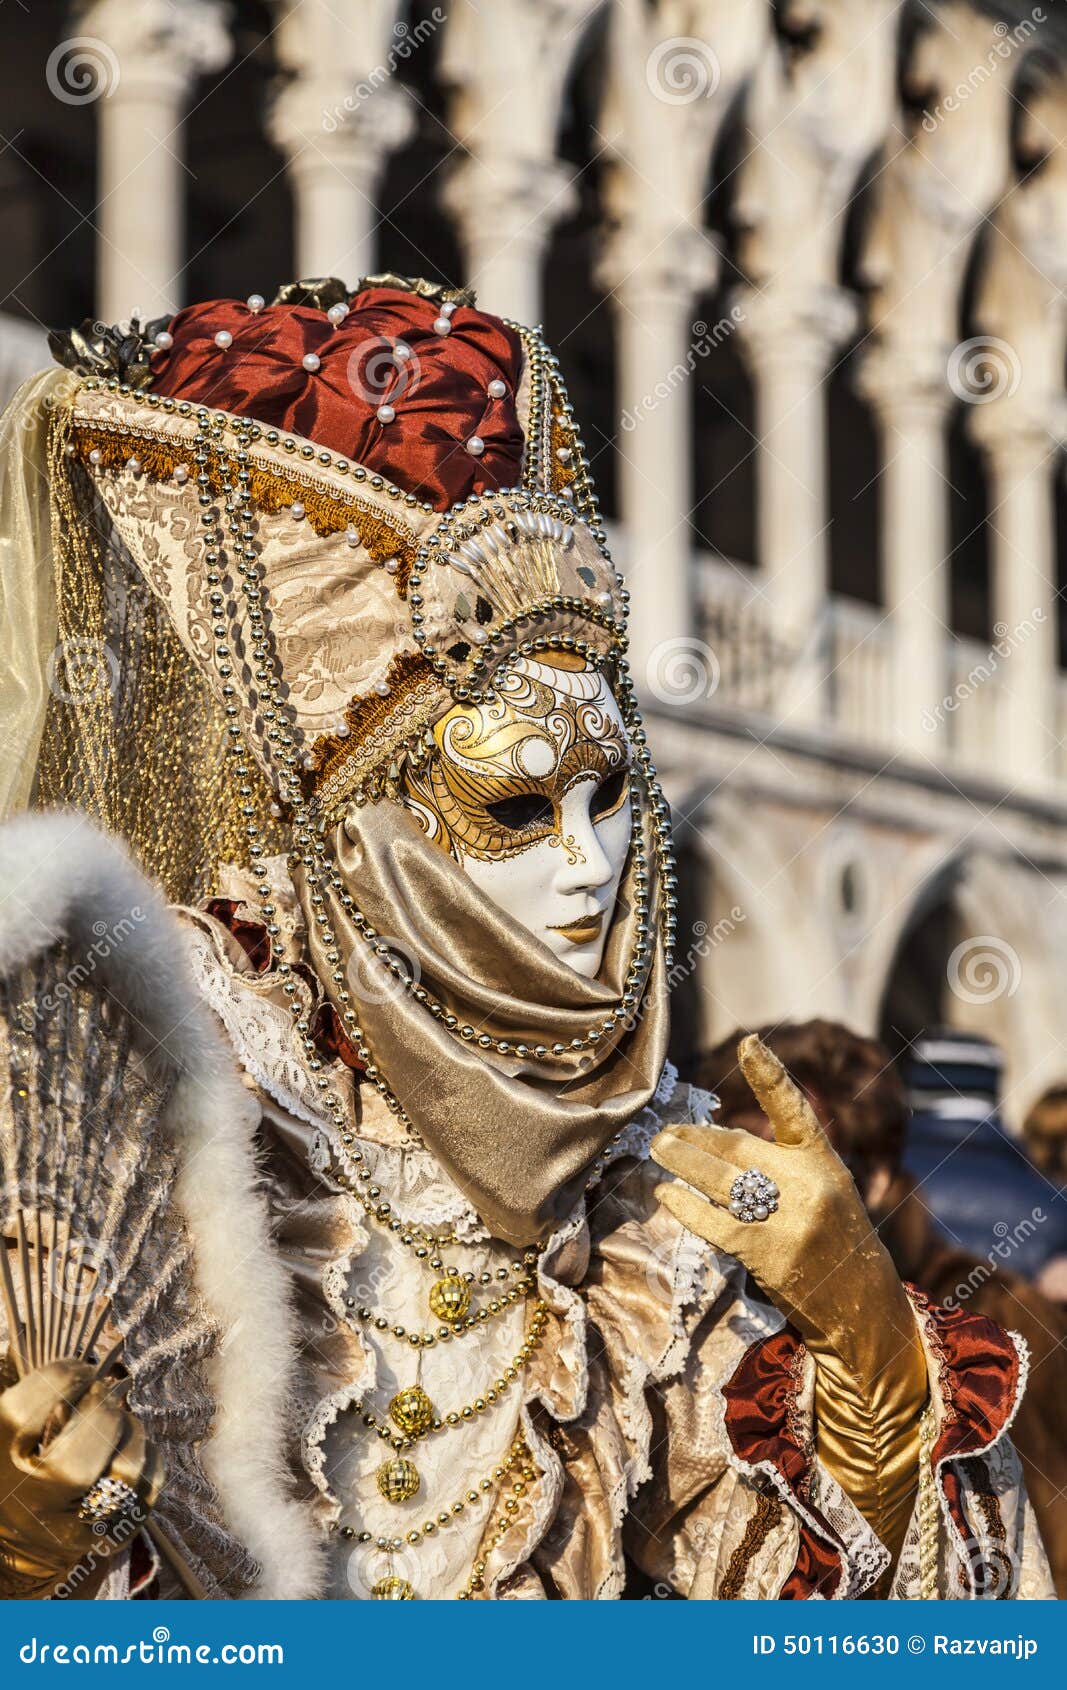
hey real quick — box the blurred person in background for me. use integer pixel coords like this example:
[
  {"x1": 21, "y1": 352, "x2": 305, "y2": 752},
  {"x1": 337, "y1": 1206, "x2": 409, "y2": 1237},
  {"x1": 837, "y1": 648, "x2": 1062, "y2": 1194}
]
[
  {"x1": 1024, "y1": 1087, "x2": 1067, "y2": 1188},
  {"x1": 692, "y1": 1019, "x2": 1067, "y2": 1597},
  {"x1": 1022, "y1": 1086, "x2": 1067, "y2": 1304}
]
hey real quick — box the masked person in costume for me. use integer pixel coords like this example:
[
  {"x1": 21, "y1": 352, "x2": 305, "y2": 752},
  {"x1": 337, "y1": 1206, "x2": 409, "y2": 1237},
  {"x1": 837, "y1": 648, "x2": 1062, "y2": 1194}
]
[{"x1": 0, "y1": 278, "x2": 1052, "y2": 1600}]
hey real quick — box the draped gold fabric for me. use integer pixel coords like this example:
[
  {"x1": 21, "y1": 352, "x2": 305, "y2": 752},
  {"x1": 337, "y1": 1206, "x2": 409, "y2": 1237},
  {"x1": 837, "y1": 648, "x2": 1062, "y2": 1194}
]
[{"x1": 295, "y1": 793, "x2": 670, "y2": 1245}]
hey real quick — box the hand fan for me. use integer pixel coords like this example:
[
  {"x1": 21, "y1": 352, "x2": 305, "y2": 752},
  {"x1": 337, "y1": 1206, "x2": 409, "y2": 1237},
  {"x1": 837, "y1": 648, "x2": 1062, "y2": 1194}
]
[{"x1": 0, "y1": 941, "x2": 260, "y2": 1599}]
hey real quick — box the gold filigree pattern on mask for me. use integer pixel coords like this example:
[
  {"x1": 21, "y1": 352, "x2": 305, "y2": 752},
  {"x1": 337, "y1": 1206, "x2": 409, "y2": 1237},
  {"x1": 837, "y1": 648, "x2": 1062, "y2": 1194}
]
[{"x1": 403, "y1": 654, "x2": 630, "y2": 862}]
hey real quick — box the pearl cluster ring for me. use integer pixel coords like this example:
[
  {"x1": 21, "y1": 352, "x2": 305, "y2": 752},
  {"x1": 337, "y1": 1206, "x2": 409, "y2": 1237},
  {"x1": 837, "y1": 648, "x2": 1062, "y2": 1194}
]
[{"x1": 728, "y1": 1168, "x2": 780, "y2": 1224}]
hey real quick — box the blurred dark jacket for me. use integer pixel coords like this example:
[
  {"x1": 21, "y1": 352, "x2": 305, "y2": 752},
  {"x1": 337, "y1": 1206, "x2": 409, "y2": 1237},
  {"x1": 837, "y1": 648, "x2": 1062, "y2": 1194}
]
[{"x1": 877, "y1": 1169, "x2": 1067, "y2": 1598}]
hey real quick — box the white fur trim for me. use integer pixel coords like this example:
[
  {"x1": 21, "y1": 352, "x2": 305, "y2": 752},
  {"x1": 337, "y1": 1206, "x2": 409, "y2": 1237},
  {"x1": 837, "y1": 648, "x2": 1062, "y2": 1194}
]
[{"x1": 0, "y1": 811, "x2": 323, "y2": 1599}]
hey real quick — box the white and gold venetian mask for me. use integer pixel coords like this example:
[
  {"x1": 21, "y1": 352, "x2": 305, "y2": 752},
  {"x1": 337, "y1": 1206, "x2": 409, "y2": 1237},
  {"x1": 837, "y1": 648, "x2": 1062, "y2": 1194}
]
[{"x1": 404, "y1": 652, "x2": 632, "y2": 978}]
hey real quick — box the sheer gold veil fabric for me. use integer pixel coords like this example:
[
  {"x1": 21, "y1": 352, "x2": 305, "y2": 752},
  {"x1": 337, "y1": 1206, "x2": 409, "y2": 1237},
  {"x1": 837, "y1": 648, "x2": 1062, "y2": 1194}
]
[{"x1": 0, "y1": 370, "x2": 70, "y2": 818}]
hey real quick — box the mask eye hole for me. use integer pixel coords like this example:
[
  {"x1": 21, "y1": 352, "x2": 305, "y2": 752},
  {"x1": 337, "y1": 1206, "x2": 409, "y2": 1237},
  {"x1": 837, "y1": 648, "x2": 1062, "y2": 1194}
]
[
  {"x1": 591, "y1": 767, "x2": 627, "y2": 821},
  {"x1": 485, "y1": 793, "x2": 554, "y2": 831}
]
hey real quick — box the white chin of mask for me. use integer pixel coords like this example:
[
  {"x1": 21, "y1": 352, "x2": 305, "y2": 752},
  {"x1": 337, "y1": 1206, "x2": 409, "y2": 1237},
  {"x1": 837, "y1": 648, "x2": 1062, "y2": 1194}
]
[{"x1": 459, "y1": 777, "x2": 632, "y2": 980}]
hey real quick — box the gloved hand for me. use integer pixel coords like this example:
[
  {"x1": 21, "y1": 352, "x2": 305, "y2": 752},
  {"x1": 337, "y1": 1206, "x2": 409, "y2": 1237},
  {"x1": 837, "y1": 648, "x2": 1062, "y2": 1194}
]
[
  {"x1": 0, "y1": 1359, "x2": 163, "y2": 1597},
  {"x1": 652, "y1": 1034, "x2": 928, "y2": 1567}
]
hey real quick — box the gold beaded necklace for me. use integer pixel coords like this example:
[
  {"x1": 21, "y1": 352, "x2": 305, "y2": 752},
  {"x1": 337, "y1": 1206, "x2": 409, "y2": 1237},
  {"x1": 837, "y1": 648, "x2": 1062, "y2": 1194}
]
[
  {"x1": 359, "y1": 1300, "x2": 549, "y2": 1505},
  {"x1": 340, "y1": 1433, "x2": 538, "y2": 1600}
]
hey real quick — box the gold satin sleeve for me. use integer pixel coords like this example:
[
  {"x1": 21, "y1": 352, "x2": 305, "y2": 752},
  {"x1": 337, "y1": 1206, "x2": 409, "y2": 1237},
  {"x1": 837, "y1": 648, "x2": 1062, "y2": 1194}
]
[{"x1": 812, "y1": 1309, "x2": 928, "y2": 1575}]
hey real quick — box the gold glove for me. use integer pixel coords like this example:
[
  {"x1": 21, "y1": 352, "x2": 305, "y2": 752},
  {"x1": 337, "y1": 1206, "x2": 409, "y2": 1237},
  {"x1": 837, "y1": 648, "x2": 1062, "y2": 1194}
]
[
  {"x1": 0, "y1": 1359, "x2": 163, "y2": 1598},
  {"x1": 653, "y1": 1035, "x2": 927, "y2": 1570}
]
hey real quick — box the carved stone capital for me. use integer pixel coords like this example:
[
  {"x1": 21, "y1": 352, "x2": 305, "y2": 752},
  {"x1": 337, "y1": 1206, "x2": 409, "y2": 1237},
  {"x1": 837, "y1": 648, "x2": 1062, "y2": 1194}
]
[{"x1": 78, "y1": 0, "x2": 231, "y2": 96}]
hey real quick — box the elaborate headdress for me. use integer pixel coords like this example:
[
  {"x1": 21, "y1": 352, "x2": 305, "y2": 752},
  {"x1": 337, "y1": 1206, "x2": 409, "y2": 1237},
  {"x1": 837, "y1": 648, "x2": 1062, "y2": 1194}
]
[{"x1": 13, "y1": 276, "x2": 677, "y2": 1242}]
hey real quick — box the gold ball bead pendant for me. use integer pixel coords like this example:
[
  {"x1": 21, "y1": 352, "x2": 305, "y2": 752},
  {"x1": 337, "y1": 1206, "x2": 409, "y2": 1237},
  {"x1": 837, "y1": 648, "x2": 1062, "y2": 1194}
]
[
  {"x1": 428, "y1": 1272, "x2": 471, "y2": 1325},
  {"x1": 389, "y1": 1384, "x2": 435, "y2": 1438},
  {"x1": 371, "y1": 1575, "x2": 415, "y2": 1600},
  {"x1": 376, "y1": 1457, "x2": 421, "y2": 1504}
]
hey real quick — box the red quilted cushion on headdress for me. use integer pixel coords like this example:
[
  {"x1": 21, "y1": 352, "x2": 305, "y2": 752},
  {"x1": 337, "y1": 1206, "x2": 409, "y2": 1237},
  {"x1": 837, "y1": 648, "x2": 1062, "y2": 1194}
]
[{"x1": 149, "y1": 286, "x2": 526, "y2": 511}]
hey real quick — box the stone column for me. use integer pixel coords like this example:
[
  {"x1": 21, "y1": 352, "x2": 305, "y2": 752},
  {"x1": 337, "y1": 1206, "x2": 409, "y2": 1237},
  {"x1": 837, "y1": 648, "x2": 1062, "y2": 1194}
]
[
  {"x1": 967, "y1": 69, "x2": 1067, "y2": 792},
  {"x1": 270, "y1": 0, "x2": 414, "y2": 282},
  {"x1": 736, "y1": 288, "x2": 856, "y2": 720},
  {"x1": 442, "y1": 158, "x2": 575, "y2": 328},
  {"x1": 80, "y1": 0, "x2": 231, "y2": 323},
  {"x1": 859, "y1": 352, "x2": 953, "y2": 758},
  {"x1": 596, "y1": 0, "x2": 767, "y2": 692},
  {"x1": 732, "y1": 0, "x2": 901, "y2": 722},
  {"x1": 439, "y1": 0, "x2": 600, "y2": 324},
  {"x1": 858, "y1": 0, "x2": 1017, "y2": 759},
  {"x1": 604, "y1": 235, "x2": 719, "y2": 687},
  {"x1": 980, "y1": 427, "x2": 1059, "y2": 790}
]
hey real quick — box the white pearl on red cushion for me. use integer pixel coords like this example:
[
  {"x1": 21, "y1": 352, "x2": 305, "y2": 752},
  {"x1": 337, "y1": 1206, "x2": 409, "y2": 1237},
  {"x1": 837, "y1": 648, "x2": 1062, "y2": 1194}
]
[
  {"x1": 247, "y1": 294, "x2": 265, "y2": 312},
  {"x1": 433, "y1": 316, "x2": 451, "y2": 336},
  {"x1": 487, "y1": 379, "x2": 506, "y2": 399},
  {"x1": 302, "y1": 352, "x2": 321, "y2": 373},
  {"x1": 394, "y1": 341, "x2": 412, "y2": 361},
  {"x1": 466, "y1": 436, "x2": 485, "y2": 456},
  {"x1": 440, "y1": 301, "x2": 457, "y2": 318},
  {"x1": 214, "y1": 330, "x2": 233, "y2": 350},
  {"x1": 174, "y1": 465, "x2": 189, "y2": 484},
  {"x1": 154, "y1": 330, "x2": 173, "y2": 350},
  {"x1": 290, "y1": 502, "x2": 305, "y2": 521},
  {"x1": 327, "y1": 303, "x2": 349, "y2": 327},
  {"x1": 376, "y1": 403, "x2": 395, "y2": 424},
  {"x1": 346, "y1": 526, "x2": 361, "y2": 547}
]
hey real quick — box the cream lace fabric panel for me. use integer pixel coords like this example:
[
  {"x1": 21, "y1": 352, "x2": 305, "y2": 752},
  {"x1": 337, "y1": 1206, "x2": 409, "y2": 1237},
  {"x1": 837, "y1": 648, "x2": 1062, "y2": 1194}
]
[{"x1": 322, "y1": 1193, "x2": 526, "y2": 1601}]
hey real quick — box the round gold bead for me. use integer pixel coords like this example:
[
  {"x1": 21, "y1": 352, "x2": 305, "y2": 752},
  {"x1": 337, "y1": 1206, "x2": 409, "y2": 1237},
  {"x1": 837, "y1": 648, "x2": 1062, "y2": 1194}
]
[
  {"x1": 428, "y1": 1273, "x2": 471, "y2": 1325},
  {"x1": 389, "y1": 1385, "x2": 435, "y2": 1438},
  {"x1": 371, "y1": 1575, "x2": 415, "y2": 1601},
  {"x1": 375, "y1": 1457, "x2": 420, "y2": 1504}
]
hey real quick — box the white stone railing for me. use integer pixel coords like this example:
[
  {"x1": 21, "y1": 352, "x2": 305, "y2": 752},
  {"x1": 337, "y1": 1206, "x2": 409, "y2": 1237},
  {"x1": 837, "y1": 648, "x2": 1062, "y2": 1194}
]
[
  {"x1": 823, "y1": 597, "x2": 893, "y2": 752},
  {"x1": 691, "y1": 558, "x2": 1062, "y2": 794},
  {"x1": 942, "y1": 636, "x2": 1004, "y2": 777}
]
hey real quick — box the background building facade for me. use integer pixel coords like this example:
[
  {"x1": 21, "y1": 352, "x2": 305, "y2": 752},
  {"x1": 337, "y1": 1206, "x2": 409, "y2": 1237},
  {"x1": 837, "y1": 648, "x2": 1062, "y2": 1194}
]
[{"x1": 4, "y1": 0, "x2": 1067, "y2": 1128}]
